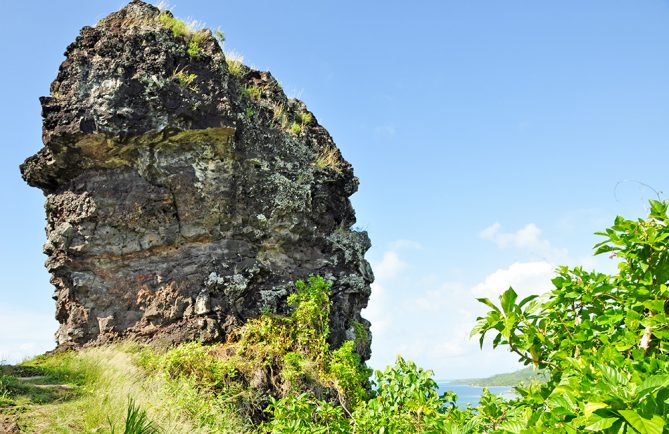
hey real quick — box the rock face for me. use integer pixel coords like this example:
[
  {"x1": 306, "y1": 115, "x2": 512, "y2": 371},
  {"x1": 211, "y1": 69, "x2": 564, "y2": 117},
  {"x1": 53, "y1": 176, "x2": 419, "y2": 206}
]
[{"x1": 21, "y1": 1, "x2": 373, "y2": 358}]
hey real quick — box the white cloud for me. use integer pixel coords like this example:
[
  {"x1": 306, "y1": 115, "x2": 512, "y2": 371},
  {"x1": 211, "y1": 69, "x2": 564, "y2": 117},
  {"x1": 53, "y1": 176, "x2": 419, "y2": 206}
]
[
  {"x1": 479, "y1": 223, "x2": 569, "y2": 264},
  {"x1": 479, "y1": 222, "x2": 501, "y2": 240},
  {"x1": 470, "y1": 261, "x2": 555, "y2": 300},
  {"x1": 363, "y1": 241, "x2": 421, "y2": 339},
  {"x1": 373, "y1": 251, "x2": 407, "y2": 280},
  {"x1": 415, "y1": 282, "x2": 464, "y2": 312}
]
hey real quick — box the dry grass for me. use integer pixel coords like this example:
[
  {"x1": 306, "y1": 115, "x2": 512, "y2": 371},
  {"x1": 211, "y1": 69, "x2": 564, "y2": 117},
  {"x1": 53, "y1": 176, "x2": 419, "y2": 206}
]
[
  {"x1": 225, "y1": 51, "x2": 245, "y2": 78},
  {"x1": 272, "y1": 103, "x2": 290, "y2": 129},
  {"x1": 315, "y1": 146, "x2": 343, "y2": 173}
]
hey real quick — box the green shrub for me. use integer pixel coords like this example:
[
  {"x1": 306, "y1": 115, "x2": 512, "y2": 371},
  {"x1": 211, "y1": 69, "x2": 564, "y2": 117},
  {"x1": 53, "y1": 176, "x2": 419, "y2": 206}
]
[
  {"x1": 353, "y1": 357, "x2": 452, "y2": 433},
  {"x1": 469, "y1": 200, "x2": 669, "y2": 432},
  {"x1": 327, "y1": 341, "x2": 371, "y2": 407},
  {"x1": 261, "y1": 393, "x2": 349, "y2": 434}
]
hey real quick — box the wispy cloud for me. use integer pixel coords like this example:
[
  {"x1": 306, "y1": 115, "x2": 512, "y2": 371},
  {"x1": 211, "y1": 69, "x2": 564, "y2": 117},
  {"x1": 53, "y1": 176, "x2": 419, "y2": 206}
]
[{"x1": 479, "y1": 222, "x2": 569, "y2": 264}]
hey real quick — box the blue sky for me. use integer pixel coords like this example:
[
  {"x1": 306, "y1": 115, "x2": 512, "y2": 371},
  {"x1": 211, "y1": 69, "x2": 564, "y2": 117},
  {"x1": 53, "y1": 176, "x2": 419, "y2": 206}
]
[{"x1": 1, "y1": 0, "x2": 668, "y2": 379}]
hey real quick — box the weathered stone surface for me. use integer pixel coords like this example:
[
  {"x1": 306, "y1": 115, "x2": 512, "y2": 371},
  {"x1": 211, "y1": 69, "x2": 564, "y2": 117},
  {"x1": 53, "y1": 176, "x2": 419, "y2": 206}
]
[{"x1": 21, "y1": 0, "x2": 373, "y2": 358}]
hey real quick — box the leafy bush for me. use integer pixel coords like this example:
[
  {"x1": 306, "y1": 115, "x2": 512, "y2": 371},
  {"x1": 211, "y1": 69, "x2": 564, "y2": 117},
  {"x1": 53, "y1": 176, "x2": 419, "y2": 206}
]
[
  {"x1": 261, "y1": 393, "x2": 349, "y2": 434},
  {"x1": 471, "y1": 200, "x2": 669, "y2": 432}
]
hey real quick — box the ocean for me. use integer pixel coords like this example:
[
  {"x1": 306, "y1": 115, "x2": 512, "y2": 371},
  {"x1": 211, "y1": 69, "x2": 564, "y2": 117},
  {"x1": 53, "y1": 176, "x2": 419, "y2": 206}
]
[{"x1": 436, "y1": 382, "x2": 515, "y2": 408}]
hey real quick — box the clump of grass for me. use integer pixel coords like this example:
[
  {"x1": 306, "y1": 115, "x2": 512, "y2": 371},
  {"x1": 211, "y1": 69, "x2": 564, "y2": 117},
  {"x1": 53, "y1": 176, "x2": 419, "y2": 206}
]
[
  {"x1": 225, "y1": 52, "x2": 245, "y2": 78},
  {"x1": 110, "y1": 398, "x2": 159, "y2": 434},
  {"x1": 290, "y1": 122, "x2": 303, "y2": 135},
  {"x1": 296, "y1": 111, "x2": 313, "y2": 126},
  {"x1": 187, "y1": 32, "x2": 207, "y2": 57},
  {"x1": 288, "y1": 111, "x2": 314, "y2": 135},
  {"x1": 272, "y1": 103, "x2": 290, "y2": 129},
  {"x1": 159, "y1": 12, "x2": 190, "y2": 39},
  {"x1": 214, "y1": 29, "x2": 225, "y2": 48},
  {"x1": 158, "y1": 11, "x2": 207, "y2": 57},
  {"x1": 315, "y1": 146, "x2": 343, "y2": 173},
  {"x1": 243, "y1": 85, "x2": 262, "y2": 101},
  {"x1": 172, "y1": 67, "x2": 198, "y2": 90}
]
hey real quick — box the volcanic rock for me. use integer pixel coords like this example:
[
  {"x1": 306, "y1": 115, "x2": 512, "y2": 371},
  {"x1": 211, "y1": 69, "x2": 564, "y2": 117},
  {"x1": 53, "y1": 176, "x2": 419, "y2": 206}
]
[{"x1": 20, "y1": 0, "x2": 373, "y2": 358}]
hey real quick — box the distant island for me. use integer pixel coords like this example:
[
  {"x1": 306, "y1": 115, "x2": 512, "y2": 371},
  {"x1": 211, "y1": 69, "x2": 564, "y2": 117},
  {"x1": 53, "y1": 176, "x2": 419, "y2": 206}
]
[{"x1": 452, "y1": 367, "x2": 548, "y2": 387}]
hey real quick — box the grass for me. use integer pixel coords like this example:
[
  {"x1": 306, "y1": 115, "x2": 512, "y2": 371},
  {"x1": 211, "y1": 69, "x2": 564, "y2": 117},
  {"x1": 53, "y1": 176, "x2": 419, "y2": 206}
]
[
  {"x1": 1, "y1": 344, "x2": 250, "y2": 433},
  {"x1": 290, "y1": 122, "x2": 303, "y2": 135},
  {"x1": 272, "y1": 103, "x2": 290, "y2": 129},
  {"x1": 225, "y1": 52, "x2": 245, "y2": 78},
  {"x1": 1, "y1": 278, "x2": 368, "y2": 433},
  {"x1": 243, "y1": 85, "x2": 262, "y2": 101},
  {"x1": 171, "y1": 67, "x2": 198, "y2": 90},
  {"x1": 315, "y1": 146, "x2": 343, "y2": 173},
  {"x1": 158, "y1": 11, "x2": 207, "y2": 57},
  {"x1": 296, "y1": 111, "x2": 313, "y2": 126}
]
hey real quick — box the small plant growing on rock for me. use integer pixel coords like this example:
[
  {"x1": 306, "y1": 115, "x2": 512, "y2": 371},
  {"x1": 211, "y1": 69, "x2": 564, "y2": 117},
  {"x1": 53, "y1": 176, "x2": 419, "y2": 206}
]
[
  {"x1": 158, "y1": 12, "x2": 190, "y2": 39},
  {"x1": 272, "y1": 103, "x2": 290, "y2": 129},
  {"x1": 158, "y1": 11, "x2": 206, "y2": 57},
  {"x1": 243, "y1": 85, "x2": 262, "y2": 101},
  {"x1": 186, "y1": 31, "x2": 207, "y2": 57},
  {"x1": 245, "y1": 107, "x2": 256, "y2": 120},
  {"x1": 214, "y1": 29, "x2": 225, "y2": 48},
  {"x1": 290, "y1": 122, "x2": 303, "y2": 135},
  {"x1": 315, "y1": 146, "x2": 343, "y2": 173},
  {"x1": 297, "y1": 111, "x2": 313, "y2": 126},
  {"x1": 171, "y1": 67, "x2": 197, "y2": 90},
  {"x1": 225, "y1": 52, "x2": 245, "y2": 78}
]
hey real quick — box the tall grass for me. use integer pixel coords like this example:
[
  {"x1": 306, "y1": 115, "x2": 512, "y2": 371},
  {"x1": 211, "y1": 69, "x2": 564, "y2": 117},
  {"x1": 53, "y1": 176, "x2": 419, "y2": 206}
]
[{"x1": 10, "y1": 344, "x2": 250, "y2": 433}]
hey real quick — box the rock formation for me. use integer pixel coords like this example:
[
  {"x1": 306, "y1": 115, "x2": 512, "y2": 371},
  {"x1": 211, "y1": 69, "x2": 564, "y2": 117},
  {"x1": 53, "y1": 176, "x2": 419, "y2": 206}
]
[{"x1": 21, "y1": 0, "x2": 373, "y2": 358}]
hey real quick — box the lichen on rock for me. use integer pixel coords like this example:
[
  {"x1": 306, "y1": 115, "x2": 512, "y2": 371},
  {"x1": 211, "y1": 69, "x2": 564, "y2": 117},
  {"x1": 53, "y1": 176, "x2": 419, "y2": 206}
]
[{"x1": 21, "y1": 0, "x2": 373, "y2": 359}]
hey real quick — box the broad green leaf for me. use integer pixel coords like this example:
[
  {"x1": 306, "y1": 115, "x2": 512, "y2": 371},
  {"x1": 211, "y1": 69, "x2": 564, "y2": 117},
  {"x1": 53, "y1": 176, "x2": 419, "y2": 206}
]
[
  {"x1": 497, "y1": 420, "x2": 525, "y2": 433},
  {"x1": 519, "y1": 294, "x2": 539, "y2": 308},
  {"x1": 584, "y1": 415, "x2": 618, "y2": 431},
  {"x1": 637, "y1": 375, "x2": 669, "y2": 397},
  {"x1": 476, "y1": 297, "x2": 500, "y2": 312},
  {"x1": 583, "y1": 402, "x2": 608, "y2": 418},
  {"x1": 618, "y1": 410, "x2": 664, "y2": 434},
  {"x1": 500, "y1": 288, "x2": 518, "y2": 315}
]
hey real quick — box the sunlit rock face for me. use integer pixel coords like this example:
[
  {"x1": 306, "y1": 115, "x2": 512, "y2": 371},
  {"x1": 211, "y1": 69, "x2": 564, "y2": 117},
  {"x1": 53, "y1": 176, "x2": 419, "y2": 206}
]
[{"x1": 21, "y1": 0, "x2": 373, "y2": 359}]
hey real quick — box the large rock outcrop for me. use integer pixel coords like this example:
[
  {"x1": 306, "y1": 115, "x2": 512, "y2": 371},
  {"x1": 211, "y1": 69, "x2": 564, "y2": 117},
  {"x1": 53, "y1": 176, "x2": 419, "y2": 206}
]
[{"x1": 21, "y1": 1, "x2": 373, "y2": 358}]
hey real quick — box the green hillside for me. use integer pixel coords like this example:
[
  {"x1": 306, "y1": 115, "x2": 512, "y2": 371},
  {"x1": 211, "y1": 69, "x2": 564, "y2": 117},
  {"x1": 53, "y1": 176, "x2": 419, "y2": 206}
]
[{"x1": 453, "y1": 367, "x2": 548, "y2": 387}]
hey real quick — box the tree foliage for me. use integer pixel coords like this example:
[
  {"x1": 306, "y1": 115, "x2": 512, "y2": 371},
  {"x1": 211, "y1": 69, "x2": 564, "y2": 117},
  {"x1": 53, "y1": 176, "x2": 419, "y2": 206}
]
[
  {"x1": 470, "y1": 200, "x2": 669, "y2": 433},
  {"x1": 265, "y1": 201, "x2": 669, "y2": 433}
]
